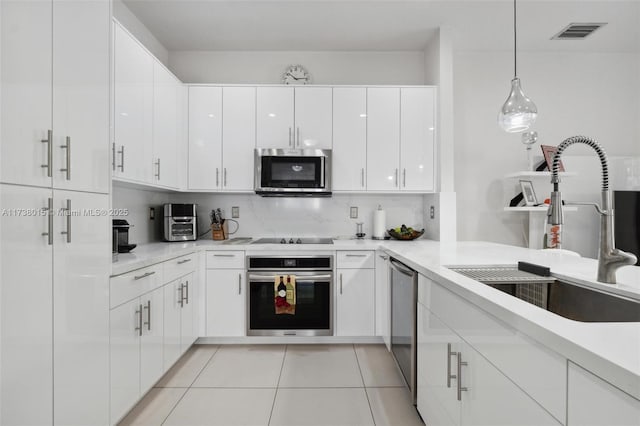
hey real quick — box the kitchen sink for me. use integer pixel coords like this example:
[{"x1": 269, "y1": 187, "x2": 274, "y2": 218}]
[{"x1": 449, "y1": 266, "x2": 640, "y2": 323}]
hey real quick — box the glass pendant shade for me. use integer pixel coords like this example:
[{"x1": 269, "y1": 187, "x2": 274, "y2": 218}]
[{"x1": 498, "y1": 77, "x2": 538, "y2": 132}]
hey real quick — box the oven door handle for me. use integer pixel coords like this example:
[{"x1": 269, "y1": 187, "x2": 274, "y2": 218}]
[{"x1": 248, "y1": 274, "x2": 332, "y2": 282}]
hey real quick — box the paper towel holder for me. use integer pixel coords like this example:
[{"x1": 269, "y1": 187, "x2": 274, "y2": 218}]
[{"x1": 372, "y1": 204, "x2": 388, "y2": 240}]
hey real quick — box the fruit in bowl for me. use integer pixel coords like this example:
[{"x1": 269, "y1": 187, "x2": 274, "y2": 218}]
[{"x1": 388, "y1": 224, "x2": 425, "y2": 240}]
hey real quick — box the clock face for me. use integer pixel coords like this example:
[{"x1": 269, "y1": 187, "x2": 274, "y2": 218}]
[{"x1": 282, "y1": 65, "x2": 310, "y2": 85}]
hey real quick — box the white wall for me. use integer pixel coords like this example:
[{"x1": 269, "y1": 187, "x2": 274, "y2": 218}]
[
  {"x1": 168, "y1": 51, "x2": 426, "y2": 85},
  {"x1": 113, "y1": 0, "x2": 169, "y2": 65},
  {"x1": 112, "y1": 185, "x2": 172, "y2": 244},
  {"x1": 454, "y1": 50, "x2": 640, "y2": 255}
]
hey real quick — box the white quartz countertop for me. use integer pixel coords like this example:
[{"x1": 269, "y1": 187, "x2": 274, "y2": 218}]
[{"x1": 112, "y1": 238, "x2": 640, "y2": 399}]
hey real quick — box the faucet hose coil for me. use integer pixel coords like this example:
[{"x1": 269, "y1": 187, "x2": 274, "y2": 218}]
[{"x1": 552, "y1": 136, "x2": 609, "y2": 191}]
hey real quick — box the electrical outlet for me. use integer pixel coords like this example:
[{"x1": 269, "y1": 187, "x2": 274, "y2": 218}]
[
  {"x1": 231, "y1": 206, "x2": 240, "y2": 218},
  {"x1": 149, "y1": 207, "x2": 155, "y2": 220},
  {"x1": 430, "y1": 205, "x2": 435, "y2": 219},
  {"x1": 350, "y1": 207, "x2": 358, "y2": 219}
]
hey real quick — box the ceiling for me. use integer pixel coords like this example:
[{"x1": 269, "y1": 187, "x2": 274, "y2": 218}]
[{"x1": 122, "y1": 0, "x2": 640, "y2": 53}]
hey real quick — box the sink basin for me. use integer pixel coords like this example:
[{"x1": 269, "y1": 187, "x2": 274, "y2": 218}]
[{"x1": 448, "y1": 266, "x2": 640, "y2": 323}]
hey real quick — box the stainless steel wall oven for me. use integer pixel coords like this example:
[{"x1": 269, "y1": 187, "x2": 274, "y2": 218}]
[{"x1": 246, "y1": 255, "x2": 333, "y2": 336}]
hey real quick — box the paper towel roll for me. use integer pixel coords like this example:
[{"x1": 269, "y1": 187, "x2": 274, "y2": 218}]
[{"x1": 373, "y1": 206, "x2": 386, "y2": 239}]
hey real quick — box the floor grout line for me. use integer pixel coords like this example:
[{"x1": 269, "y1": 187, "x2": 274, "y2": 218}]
[
  {"x1": 267, "y1": 344, "x2": 288, "y2": 426},
  {"x1": 353, "y1": 344, "x2": 378, "y2": 426}
]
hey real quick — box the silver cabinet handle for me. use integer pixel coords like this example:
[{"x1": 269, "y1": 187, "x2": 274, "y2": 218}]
[
  {"x1": 135, "y1": 304, "x2": 143, "y2": 336},
  {"x1": 143, "y1": 300, "x2": 151, "y2": 331},
  {"x1": 288, "y1": 127, "x2": 292, "y2": 146},
  {"x1": 223, "y1": 168, "x2": 227, "y2": 187},
  {"x1": 179, "y1": 283, "x2": 184, "y2": 308},
  {"x1": 402, "y1": 168, "x2": 406, "y2": 188},
  {"x1": 457, "y1": 351, "x2": 468, "y2": 401},
  {"x1": 155, "y1": 158, "x2": 160, "y2": 180},
  {"x1": 183, "y1": 280, "x2": 189, "y2": 305},
  {"x1": 213, "y1": 254, "x2": 235, "y2": 257},
  {"x1": 394, "y1": 168, "x2": 399, "y2": 187},
  {"x1": 238, "y1": 273, "x2": 242, "y2": 295},
  {"x1": 42, "y1": 197, "x2": 53, "y2": 245},
  {"x1": 177, "y1": 258, "x2": 192, "y2": 265},
  {"x1": 117, "y1": 145, "x2": 124, "y2": 172},
  {"x1": 60, "y1": 199, "x2": 71, "y2": 243},
  {"x1": 345, "y1": 254, "x2": 368, "y2": 257},
  {"x1": 447, "y1": 343, "x2": 456, "y2": 388},
  {"x1": 41, "y1": 129, "x2": 52, "y2": 177},
  {"x1": 60, "y1": 136, "x2": 71, "y2": 180},
  {"x1": 112, "y1": 143, "x2": 116, "y2": 171},
  {"x1": 296, "y1": 127, "x2": 300, "y2": 147},
  {"x1": 216, "y1": 168, "x2": 219, "y2": 187},
  {"x1": 340, "y1": 273, "x2": 343, "y2": 295},
  {"x1": 134, "y1": 271, "x2": 156, "y2": 280},
  {"x1": 361, "y1": 168, "x2": 365, "y2": 187}
]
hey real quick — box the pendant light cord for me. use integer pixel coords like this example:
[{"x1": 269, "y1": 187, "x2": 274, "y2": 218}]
[{"x1": 513, "y1": 0, "x2": 517, "y2": 78}]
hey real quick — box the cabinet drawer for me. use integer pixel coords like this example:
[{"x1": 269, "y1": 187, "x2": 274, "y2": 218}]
[
  {"x1": 337, "y1": 251, "x2": 374, "y2": 269},
  {"x1": 110, "y1": 264, "x2": 163, "y2": 308},
  {"x1": 206, "y1": 251, "x2": 245, "y2": 269},
  {"x1": 419, "y1": 275, "x2": 567, "y2": 424},
  {"x1": 163, "y1": 252, "x2": 197, "y2": 283}
]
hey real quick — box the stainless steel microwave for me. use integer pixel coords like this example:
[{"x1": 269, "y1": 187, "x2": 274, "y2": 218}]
[{"x1": 254, "y1": 148, "x2": 332, "y2": 197}]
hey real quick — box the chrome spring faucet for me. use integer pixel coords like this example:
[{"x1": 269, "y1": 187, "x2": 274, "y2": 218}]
[{"x1": 547, "y1": 136, "x2": 637, "y2": 284}]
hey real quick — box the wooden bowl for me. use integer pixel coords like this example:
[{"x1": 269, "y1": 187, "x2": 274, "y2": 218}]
[{"x1": 387, "y1": 228, "x2": 425, "y2": 240}]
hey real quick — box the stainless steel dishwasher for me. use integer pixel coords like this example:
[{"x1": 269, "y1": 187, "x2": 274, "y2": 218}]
[{"x1": 389, "y1": 257, "x2": 418, "y2": 405}]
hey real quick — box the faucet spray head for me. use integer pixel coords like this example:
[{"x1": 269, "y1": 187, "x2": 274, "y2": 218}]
[{"x1": 548, "y1": 190, "x2": 564, "y2": 225}]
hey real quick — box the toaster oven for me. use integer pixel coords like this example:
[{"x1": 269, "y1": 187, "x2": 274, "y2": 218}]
[{"x1": 164, "y1": 204, "x2": 197, "y2": 241}]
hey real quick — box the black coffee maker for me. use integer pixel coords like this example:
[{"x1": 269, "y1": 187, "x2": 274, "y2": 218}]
[{"x1": 112, "y1": 219, "x2": 136, "y2": 253}]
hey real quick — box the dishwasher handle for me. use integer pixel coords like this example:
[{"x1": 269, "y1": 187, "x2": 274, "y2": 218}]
[{"x1": 389, "y1": 258, "x2": 416, "y2": 277}]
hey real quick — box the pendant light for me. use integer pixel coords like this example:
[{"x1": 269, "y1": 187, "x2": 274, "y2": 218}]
[{"x1": 498, "y1": 0, "x2": 537, "y2": 133}]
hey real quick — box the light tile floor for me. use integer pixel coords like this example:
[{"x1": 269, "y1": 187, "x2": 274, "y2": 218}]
[{"x1": 119, "y1": 344, "x2": 424, "y2": 426}]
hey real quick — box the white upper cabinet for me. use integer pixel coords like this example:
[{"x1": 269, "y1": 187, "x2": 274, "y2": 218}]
[
  {"x1": 257, "y1": 87, "x2": 332, "y2": 149},
  {"x1": 114, "y1": 22, "x2": 154, "y2": 183},
  {"x1": 222, "y1": 87, "x2": 256, "y2": 191},
  {"x1": 294, "y1": 87, "x2": 332, "y2": 149},
  {"x1": 52, "y1": 0, "x2": 110, "y2": 193},
  {"x1": 152, "y1": 61, "x2": 181, "y2": 189},
  {"x1": 188, "y1": 86, "x2": 223, "y2": 190},
  {"x1": 256, "y1": 87, "x2": 294, "y2": 148},
  {"x1": 400, "y1": 88, "x2": 435, "y2": 191},
  {"x1": 332, "y1": 88, "x2": 367, "y2": 191},
  {"x1": 367, "y1": 88, "x2": 401, "y2": 191}
]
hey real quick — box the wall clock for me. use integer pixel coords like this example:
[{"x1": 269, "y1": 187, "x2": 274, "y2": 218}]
[{"x1": 282, "y1": 65, "x2": 311, "y2": 85}]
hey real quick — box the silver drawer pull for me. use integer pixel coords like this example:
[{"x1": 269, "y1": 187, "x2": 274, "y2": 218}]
[
  {"x1": 59, "y1": 199, "x2": 71, "y2": 243},
  {"x1": 42, "y1": 197, "x2": 53, "y2": 245},
  {"x1": 143, "y1": 300, "x2": 151, "y2": 331},
  {"x1": 135, "y1": 304, "x2": 143, "y2": 336},
  {"x1": 213, "y1": 254, "x2": 235, "y2": 257},
  {"x1": 238, "y1": 274, "x2": 242, "y2": 295},
  {"x1": 133, "y1": 271, "x2": 156, "y2": 280},
  {"x1": 41, "y1": 130, "x2": 52, "y2": 177},
  {"x1": 340, "y1": 273, "x2": 343, "y2": 294},
  {"x1": 447, "y1": 343, "x2": 456, "y2": 388},
  {"x1": 345, "y1": 254, "x2": 368, "y2": 257},
  {"x1": 177, "y1": 258, "x2": 192, "y2": 264},
  {"x1": 457, "y1": 352, "x2": 468, "y2": 401},
  {"x1": 60, "y1": 136, "x2": 71, "y2": 180}
]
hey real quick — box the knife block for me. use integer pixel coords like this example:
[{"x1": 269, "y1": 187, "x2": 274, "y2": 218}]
[{"x1": 211, "y1": 221, "x2": 228, "y2": 240}]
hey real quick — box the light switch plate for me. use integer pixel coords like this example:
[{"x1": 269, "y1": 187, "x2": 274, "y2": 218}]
[
  {"x1": 350, "y1": 207, "x2": 358, "y2": 219},
  {"x1": 149, "y1": 207, "x2": 155, "y2": 220},
  {"x1": 231, "y1": 206, "x2": 240, "y2": 218}
]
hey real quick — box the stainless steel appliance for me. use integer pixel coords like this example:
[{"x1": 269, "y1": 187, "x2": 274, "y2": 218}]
[
  {"x1": 164, "y1": 203, "x2": 197, "y2": 242},
  {"x1": 251, "y1": 237, "x2": 333, "y2": 245},
  {"x1": 390, "y1": 257, "x2": 418, "y2": 404},
  {"x1": 254, "y1": 148, "x2": 332, "y2": 196},
  {"x1": 246, "y1": 255, "x2": 333, "y2": 336},
  {"x1": 112, "y1": 219, "x2": 136, "y2": 253}
]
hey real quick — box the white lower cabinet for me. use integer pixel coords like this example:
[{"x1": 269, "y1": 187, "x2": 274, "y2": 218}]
[
  {"x1": 567, "y1": 362, "x2": 640, "y2": 425},
  {"x1": 139, "y1": 287, "x2": 165, "y2": 393},
  {"x1": 164, "y1": 273, "x2": 198, "y2": 370},
  {"x1": 417, "y1": 301, "x2": 560, "y2": 426},
  {"x1": 336, "y1": 251, "x2": 375, "y2": 336},
  {"x1": 180, "y1": 273, "x2": 198, "y2": 350},
  {"x1": 374, "y1": 250, "x2": 391, "y2": 349},
  {"x1": 206, "y1": 269, "x2": 245, "y2": 336}
]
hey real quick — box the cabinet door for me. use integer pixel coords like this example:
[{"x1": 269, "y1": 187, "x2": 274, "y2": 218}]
[
  {"x1": 400, "y1": 88, "x2": 435, "y2": 192},
  {"x1": 568, "y1": 362, "x2": 640, "y2": 426},
  {"x1": 140, "y1": 286, "x2": 164, "y2": 393},
  {"x1": 0, "y1": 0, "x2": 52, "y2": 188},
  {"x1": 53, "y1": 191, "x2": 110, "y2": 426},
  {"x1": 206, "y1": 269, "x2": 245, "y2": 337},
  {"x1": 152, "y1": 61, "x2": 180, "y2": 189},
  {"x1": 459, "y1": 341, "x2": 560, "y2": 426},
  {"x1": 164, "y1": 279, "x2": 182, "y2": 370},
  {"x1": 188, "y1": 86, "x2": 222, "y2": 190},
  {"x1": 336, "y1": 269, "x2": 375, "y2": 336},
  {"x1": 375, "y1": 251, "x2": 390, "y2": 349},
  {"x1": 52, "y1": 0, "x2": 110, "y2": 193},
  {"x1": 367, "y1": 88, "x2": 400, "y2": 191},
  {"x1": 113, "y1": 23, "x2": 153, "y2": 183},
  {"x1": 256, "y1": 87, "x2": 294, "y2": 148},
  {"x1": 222, "y1": 87, "x2": 256, "y2": 191},
  {"x1": 0, "y1": 184, "x2": 53, "y2": 425},
  {"x1": 110, "y1": 299, "x2": 141, "y2": 424},
  {"x1": 416, "y1": 303, "x2": 461, "y2": 426},
  {"x1": 294, "y1": 87, "x2": 332, "y2": 149},
  {"x1": 332, "y1": 88, "x2": 367, "y2": 191},
  {"x1": 181, "y1": 274, "x2": 198, "y2": 351}
]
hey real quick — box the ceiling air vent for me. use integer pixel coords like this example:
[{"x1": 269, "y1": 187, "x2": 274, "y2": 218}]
[{"x1": 551, "y1": 23, "x2": 607, "y2": 40}]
